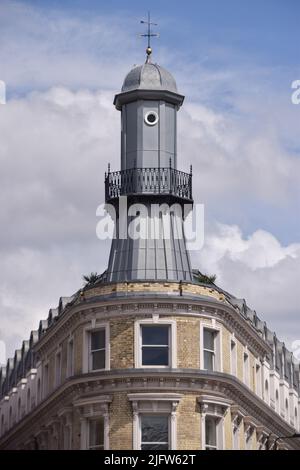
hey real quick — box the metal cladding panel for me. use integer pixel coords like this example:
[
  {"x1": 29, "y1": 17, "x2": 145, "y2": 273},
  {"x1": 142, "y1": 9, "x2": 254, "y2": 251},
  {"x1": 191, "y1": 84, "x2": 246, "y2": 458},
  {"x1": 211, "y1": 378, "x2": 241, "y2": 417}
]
[
  {"x1": 142, "y1": 101, "x2": 159, "y2": 154},
  {"x1": 138, "y1": 150, "x2": 159, "y2": 169},
  {"x1": 121, "y1": 100, "x2": 176, "y2": 170},
  {"x1": 164, "y1": 103, "x2": 176, "y2": 158},
  {"x1": 125, "y1": 102, "x2": 138, "y2": 154},
  {"x1": 107, "y1": 205, "x2": 193, "y2": 282}
]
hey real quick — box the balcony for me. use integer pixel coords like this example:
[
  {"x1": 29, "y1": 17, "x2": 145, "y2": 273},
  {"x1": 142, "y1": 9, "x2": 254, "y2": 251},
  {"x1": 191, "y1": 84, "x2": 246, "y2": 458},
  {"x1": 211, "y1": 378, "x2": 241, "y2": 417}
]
[{"x1": 105, "y1": 167, "x2": 193, "y2": 202}]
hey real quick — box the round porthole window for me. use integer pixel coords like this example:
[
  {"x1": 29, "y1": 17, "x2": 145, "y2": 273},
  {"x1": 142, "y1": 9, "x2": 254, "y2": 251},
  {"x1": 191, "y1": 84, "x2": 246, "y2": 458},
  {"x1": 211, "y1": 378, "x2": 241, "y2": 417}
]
[{"x1": 144, "y1": 111, "x2": 159, "y2": 126}]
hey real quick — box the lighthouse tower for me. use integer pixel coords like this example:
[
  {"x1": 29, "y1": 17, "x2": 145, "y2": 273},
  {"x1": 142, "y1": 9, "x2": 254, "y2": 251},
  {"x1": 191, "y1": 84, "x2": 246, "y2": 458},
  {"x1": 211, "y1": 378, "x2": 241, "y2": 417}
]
[{"x1": 105, "y1": 46, "x2": 193, "y2": 282}]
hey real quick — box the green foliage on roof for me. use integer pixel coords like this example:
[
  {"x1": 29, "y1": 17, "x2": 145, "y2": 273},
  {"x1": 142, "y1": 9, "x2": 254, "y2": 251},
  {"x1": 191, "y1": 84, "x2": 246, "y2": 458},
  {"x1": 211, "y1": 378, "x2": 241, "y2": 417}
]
[
  {"x1": 193, "y1": 271, "x2": 217, "y2": 285},
  {"x1": 82, "y1": 272, "x2": 100, "y2": 286}
]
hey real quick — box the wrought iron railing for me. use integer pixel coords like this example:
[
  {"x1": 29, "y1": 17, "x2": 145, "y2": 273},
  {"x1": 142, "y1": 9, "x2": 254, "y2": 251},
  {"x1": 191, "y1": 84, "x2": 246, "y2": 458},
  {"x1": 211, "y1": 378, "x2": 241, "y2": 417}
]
[{"x1": 105, "y1": 167, "x2": 193, "y2": 202}]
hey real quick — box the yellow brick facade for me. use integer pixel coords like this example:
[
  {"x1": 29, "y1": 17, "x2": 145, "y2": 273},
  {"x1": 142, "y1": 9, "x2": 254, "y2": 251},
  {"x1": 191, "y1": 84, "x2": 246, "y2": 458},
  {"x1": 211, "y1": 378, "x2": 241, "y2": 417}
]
[
  {"x1": 222, "y1": 327, "x2": 231, "y2": 374},
  {"x1": 65, "y1": 313, "x2": 266, "y2": 450},
  {"x1": 237, "y1": 341, "x2": 244, "y2": 382},
  {"x1": 84, "y1": 281, "x2": 227, "y2": 304},
  {"x1": 110, "y1": 318, "x2": 135, "y2": 369},
  {"x1": 177, "y1": 394, "x2": 201, "y2": 449},
  {"x1": 1, "y1": 282, "x2": 298, "y2": 451},
  {"x1": 224, "y1": 411, "x2": 233, "y2": 449},
  {"x1": 69, "y1": 313, "x2": 262, "y2": 382},
  {"x1": 176, "y1": 318, "x2": 200, "y2": 369},
  {"x1": 109, "y1": 392, "x2": 133, "y2": 449},
  {"x1": 74, "y1": 324, "x2": 84, "y2": 375}
]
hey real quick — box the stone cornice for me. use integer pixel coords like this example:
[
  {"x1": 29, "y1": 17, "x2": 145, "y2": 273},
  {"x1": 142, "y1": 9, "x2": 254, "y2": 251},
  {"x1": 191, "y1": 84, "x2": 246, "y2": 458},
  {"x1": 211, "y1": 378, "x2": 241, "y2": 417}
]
[
  {"x1": 128, "y1": 392, "x2": 183, "y2": 402},
  {"x1": 0, "y1": 369, "x2": 298, "y2": 450},
  {"x1": 197, "y1": 394, "x2": 232, "y2": 408},
  {"x1": 73, "y1": 395, "x2": 112, "y2": 408},
  {"x1": 113, "y1": 89, "x2": 185, "y2": 110},
  {"x1": 34, "y1": 293, "x2": 271, "y2": 360}
]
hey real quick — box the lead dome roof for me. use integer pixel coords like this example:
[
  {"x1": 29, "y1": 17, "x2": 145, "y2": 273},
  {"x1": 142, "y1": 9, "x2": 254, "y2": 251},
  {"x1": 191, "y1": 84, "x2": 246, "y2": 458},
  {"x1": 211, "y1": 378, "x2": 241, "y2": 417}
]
[{"x1": 121, "y1": 62, "x2": 178, "y2": 93}]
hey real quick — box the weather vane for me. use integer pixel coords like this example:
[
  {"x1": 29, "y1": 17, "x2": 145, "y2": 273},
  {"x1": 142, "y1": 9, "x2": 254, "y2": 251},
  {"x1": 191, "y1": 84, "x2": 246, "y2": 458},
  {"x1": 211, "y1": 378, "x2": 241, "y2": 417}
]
[{"x1": 140, "y1": 12, "x2": 159, "y2": 61}]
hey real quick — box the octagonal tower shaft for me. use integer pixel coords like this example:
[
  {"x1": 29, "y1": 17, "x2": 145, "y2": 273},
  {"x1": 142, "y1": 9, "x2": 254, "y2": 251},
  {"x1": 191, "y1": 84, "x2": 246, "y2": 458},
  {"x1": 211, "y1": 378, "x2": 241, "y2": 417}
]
[{"x1": 106, "y1": 61, "x2": 193, "y2": 282}]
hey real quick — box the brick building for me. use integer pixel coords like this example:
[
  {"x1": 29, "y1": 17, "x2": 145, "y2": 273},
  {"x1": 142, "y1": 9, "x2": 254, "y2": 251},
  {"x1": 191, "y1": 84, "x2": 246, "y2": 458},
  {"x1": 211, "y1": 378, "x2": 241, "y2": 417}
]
[{"x1": 0, "y1": 46, "x2": 299, "y2": 450}]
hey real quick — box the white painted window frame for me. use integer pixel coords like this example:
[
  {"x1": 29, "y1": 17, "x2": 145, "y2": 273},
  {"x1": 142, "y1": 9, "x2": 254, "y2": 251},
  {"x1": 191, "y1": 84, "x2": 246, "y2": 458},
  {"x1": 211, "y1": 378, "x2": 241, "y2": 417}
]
[
  {"x1": 139, "y1": 413, "x2": 170, "y2": 450},
  {"x1": 255, "y1": 360, "x2": 262, "y2": 397},
  {"x1": 135, "y1": 318, "x2": 177, "y2": 369},
  {"x1": 200, "y1": 322, "x2": 222, "y2": 372},
  {"x1": 128, "y1": 393, "x2": 182, "y2": 450},
  {"x1": 87, "y1": 416, "x2": 106, "y2": 450},
  {"x1": 75, "y1": 396, "x2": 111, "y2": 450},
  {"x1": 245, "y1": 427, "x2": 253, "y2": 450},
  {"x1": 275, "y1": 387, "x2": 280, "y2": 413},
  {"x1": 42, "y1": 361, "x2": 49, "y2": 398},
  {"x1": 81, "y1": 414, "x2": 110, "y2": 450},
  {"x1": 230, "y1": 335, "x2": 237, "y2": 377},
  {"x1": 264, "y1": 377, "x2": 270, "y2": 405},
  {"x1": 295, "y1": 406, "x2": 299, "y2": 431},
  {"x1": 63, "y1": 424, "x2": 72, "y2": 450},
  {"x1": 202, "y1": 413, "x2": 223, "y2": 450},
  {"x1": 198, "y1": 396, "x2": 230, "y2": 451},
  {"x1": 55, "y1": 347, "x2": 62, "y2": 388},
  {"x1": 243, "y1": 348, "x2": 250, "y2": 388},
  {"x1": 232, "y1": 420, "x2": 240, "y2": 450},
  {"x1": 66, "y1": 336, "x2": 74, "y2": 378},
  {"x1": 36, "y1": 375, "x2": 42, "y2": 405},
  {"x1": 26, "y1": 386, "x2": 31, "y2": 414},
  {"x1": 205, "y1": 415, "x2": 219, "y2": 450},
  {"x1": 83, "y1": 322, "x2": 110, "y2": 373}
]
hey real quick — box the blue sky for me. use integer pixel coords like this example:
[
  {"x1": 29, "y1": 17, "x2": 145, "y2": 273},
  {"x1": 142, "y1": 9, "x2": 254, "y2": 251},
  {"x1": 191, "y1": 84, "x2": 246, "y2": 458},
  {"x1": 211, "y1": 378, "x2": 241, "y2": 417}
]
[
  {"x1": 19, "y1": 0, "x2": 300, "y2": 66},
  {"x1": 0, "y1": 0, "x2": 300, "y2": 358}
]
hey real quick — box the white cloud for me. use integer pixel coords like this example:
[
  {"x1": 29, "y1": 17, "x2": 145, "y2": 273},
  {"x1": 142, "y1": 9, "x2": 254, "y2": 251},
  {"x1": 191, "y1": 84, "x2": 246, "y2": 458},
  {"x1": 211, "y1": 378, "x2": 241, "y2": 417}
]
[
  {"x1": 199, "y1": 224, "x2": 299, "y2": 270},
  {"x1": 0, "y1": 87, "x2": 119, "y2": 248},
  {"x1": 0, "y1": 1, "x2": 148, "y2": 93},
  {"x1": 0, "y1": 241, "x2": 110, "y2": 357},
  {"x1": 179, "y1": 102, "x2": 300, "y2": 208},
  {"x1": 196, "y1": 223, "x2": 300, "y2": 347},
  {"x1": 0, "y1": 87, "x2": 116, "y2": 355}
]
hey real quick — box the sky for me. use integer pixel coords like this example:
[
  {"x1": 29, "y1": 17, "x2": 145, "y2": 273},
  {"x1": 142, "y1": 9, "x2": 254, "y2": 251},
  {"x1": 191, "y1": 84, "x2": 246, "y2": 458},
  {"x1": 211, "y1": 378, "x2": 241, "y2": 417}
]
[{"x1": 0, "y1": 0, "x2": 300, "y2": 361}]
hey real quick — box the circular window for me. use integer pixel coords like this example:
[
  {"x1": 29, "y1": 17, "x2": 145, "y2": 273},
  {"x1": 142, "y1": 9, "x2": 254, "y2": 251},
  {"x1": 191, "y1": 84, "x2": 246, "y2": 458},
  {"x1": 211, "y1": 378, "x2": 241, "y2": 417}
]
[{"x1": 144, "y1": 111, "x2": 159, "y2": 126}]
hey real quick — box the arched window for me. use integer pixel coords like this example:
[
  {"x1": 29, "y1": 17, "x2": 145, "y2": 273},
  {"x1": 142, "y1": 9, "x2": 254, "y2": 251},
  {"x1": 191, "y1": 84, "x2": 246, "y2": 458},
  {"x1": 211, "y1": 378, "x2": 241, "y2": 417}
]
[
  {"x1": 37, "y1": 378, "x2": 41, "y2": 404},
  {"x1": 275, "y1": 389, "x2": 279, "y2": 412},
  {"x1": 27, "y1": 388, "x2": 31, "y2": 413},
  {"x1": 285, "y1": 398, "x2": 289, "y2": 420},
  {"x1": 0, "y1": 414, "x2": 4, "y2": 436},
  {"x1": 9, "y1": 406, "x2": 12, "y2": 428},
  {"x1": 17, "y1": 398, "x2": 21, "y2": 421},
  {"x1": 264, "y1": 379, "x2": 269, "y2": 403},
  {"x1": 295, "y1": 407, "x2": 298, "y2": 430}
]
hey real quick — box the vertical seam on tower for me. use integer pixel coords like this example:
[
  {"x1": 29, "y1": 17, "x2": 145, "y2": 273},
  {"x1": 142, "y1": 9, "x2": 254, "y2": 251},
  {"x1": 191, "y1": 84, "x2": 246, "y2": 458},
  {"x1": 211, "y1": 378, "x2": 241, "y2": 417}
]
[
  {"x1": 155, "y1": 63, "x2": 163, "y2": 87},
  {"x1": 139, "y1": 65, "x2": 144, "y2": 88}
]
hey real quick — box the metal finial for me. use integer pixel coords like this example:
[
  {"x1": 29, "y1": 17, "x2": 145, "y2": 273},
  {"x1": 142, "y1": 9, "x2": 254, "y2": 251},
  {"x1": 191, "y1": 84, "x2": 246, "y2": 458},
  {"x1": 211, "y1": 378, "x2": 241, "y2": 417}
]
[{"x1": 140, "y1": 12, "x2": 159, "y2": 62}]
